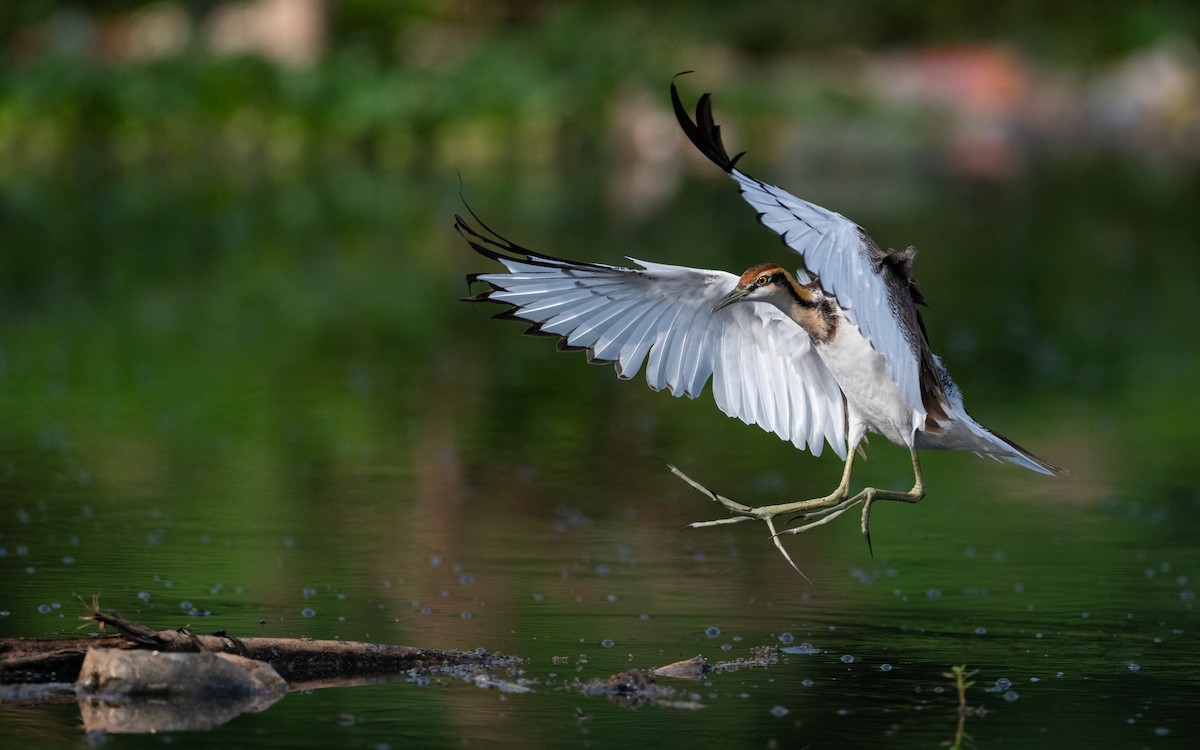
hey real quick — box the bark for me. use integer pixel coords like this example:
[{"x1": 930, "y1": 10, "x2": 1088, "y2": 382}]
[{"x1": 0, "y1": 608, "x2": 518, "y2": 691}]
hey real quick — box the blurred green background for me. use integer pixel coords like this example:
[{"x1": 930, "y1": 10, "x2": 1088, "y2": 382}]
[
  {"x1": 1, "y1": 2, "x2": 1199, "y2": 748},
  {"x1": 1, "y1": 0, "x2": 1197, "y2": 502}
]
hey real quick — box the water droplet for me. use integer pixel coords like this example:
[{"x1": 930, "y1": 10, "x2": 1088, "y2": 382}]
[
  {"x1": 600, "y1": 639, "x2": 614, "y2": 648},
  {"x1": 1002, "y1": 690, "x2": 1019, "y2": 702},
  {"x1": 1128, "y1": 663, "x2": 1141, "y2": 672},
  {"x1": 975, "y1": 626, "x2": 987, "y2": 635},
  {"x1": 926, "y1": 588, "x2": 942, "y2": 599},
  {"x1": 37, "y1": 604, "x2": 52, "y2": 614},
  {"x1": 705, "y1": 626, "x2": 721, "y2": 638},
  {"x1": 460, "y1": 611, "x2": 472, "y2": 620},
  {"x1": 770, "y1": 705, "x2": 789, "y2": 717},
  {"x1": 301, "y1": 607, "x2": 316, "y2": 618},
  {"x1": 778, "y1": 632, "x2": 794, "y2": 644},
  {"x1": 840, "y1": 654, "x2": 854, "y2": 664},
  {"x1": 880, "y1": 663, "x2": 893, "y2": 672},
  {"x1": 994, "y1": 678, "x2": 1012, "y2": 690},
  {"x1": 801, "y1": 678, "x2": 814, "y2": 687}
]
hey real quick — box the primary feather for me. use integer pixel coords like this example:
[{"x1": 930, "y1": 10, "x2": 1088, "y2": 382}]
[
  {"x1": 670, "y1": 82, "x2": 947, "y2": 442},
  {"x1": 458, "y1": 214, "x2": 848, "y2": 458}
]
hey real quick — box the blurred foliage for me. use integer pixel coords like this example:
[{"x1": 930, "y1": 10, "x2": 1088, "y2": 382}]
[
  {"x1": 5, "y1": 1, "x2": 1198, "y2": 62},
  {"x1": 0, "y1": 0, "x2": 1197, "y2": 525}
]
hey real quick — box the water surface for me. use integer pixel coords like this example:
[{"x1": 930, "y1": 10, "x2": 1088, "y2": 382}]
[{"x1": 1, "y1": 151, "x2": 1197, "y2": 748}]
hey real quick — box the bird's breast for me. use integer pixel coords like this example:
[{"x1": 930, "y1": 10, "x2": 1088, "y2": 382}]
[{"x1": 814, "y1": 319, "x2": 919, "y2": 446}]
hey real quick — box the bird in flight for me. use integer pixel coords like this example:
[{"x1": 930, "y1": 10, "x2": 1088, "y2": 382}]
[{"x1": 458, "y1": 77, "x2": 1063, "y2": 573}]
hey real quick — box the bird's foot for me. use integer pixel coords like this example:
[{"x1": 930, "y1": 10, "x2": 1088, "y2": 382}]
[
  {"x1": 668, "y1": 463, "x2": 855, "y2": 579},
  {"x1": 669, "y1": 462, "x2": 926, "y2": 572},
  {"x1": 778, "y1": 484, "x2": 926, "y2": 558}
]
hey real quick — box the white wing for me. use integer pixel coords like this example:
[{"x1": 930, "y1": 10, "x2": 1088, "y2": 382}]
[
  {"x1": 459, "y1": 214, "x2": 848, "y2": 459},
  {"x1": 672, "y1": 82, "x2": 928, "y2": 433}
]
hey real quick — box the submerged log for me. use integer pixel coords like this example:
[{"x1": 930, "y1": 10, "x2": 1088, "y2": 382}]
[
  {"x1": 76, "y1": 648, "x2": 289, "y2": 733},
  {"x1": 1, "y1": 609, "x2": 519, "y2": 691},
  {"x1": 3, "y1": 608, "x2": 527, "y2": 733}
]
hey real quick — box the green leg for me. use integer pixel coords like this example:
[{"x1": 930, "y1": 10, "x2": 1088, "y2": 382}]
[{"x1": 672, "y1": 447, "x2": 926, "y2": 572}]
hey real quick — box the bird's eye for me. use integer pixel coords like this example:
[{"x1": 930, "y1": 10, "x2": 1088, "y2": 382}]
[{"x1": 756, "y1": 275, "x2": 770, "y2": 286}]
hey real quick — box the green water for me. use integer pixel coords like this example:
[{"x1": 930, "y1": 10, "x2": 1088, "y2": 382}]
[{"x1": 2, "y1": 124, "x2": 1198, "y2": 748}]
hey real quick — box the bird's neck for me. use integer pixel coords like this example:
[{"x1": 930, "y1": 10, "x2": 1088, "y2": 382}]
[{"x1": 774, "y1": 276, "x2": 839, "y2": 343}]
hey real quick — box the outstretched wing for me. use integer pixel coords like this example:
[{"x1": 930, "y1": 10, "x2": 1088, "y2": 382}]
[
  {"x1": 671, "y1": 80, "x2": 948, "y2": 436},
  {"x1": 458, "y1": 213, "x2": 848, "y2": 458}
]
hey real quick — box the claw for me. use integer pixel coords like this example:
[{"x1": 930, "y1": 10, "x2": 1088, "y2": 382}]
[
  {"x1": 861, "y1": 497, "x2": 875, "y2": 558},
  {"x1": 765, "y1": 516, "x2": 811, "y2": 583}
]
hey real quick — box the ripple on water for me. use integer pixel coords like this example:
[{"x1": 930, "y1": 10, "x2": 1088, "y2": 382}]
[{"x1": 782, "y1": 643, "x2": 822, "y2": 655}]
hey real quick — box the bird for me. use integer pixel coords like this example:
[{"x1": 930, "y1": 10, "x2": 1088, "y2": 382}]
[{"x1": 457, "y1": 77, "x2": 1063, "y2": 573}]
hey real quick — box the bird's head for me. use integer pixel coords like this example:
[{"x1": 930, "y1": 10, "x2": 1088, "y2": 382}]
[{"x1": 712, "y1": 263, "x2": 821, "y2": 313}]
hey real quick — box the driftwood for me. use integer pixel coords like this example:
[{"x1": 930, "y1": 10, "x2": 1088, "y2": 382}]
[
  {"x1": 2, "y1": 606, "x2": 794, "y2": 734},
  {"x1": 76, "y1": 648, "x2": 291, "y2": 733},
  {"x1": 651, "y1": 645, "x2": 780, "y2": 680},
  {"x1": 0, "y1": 608, "x2": 518, "y2": 692},
  {"x1": 1, "y1": 607, "x2": 525, "y2": 734}
]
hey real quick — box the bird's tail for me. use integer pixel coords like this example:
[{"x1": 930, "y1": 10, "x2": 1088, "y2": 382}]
[
  {"x1": 973, "y1": 425, "x2": 1066, "y2": 476},
  {"x1": 924, "y1": 358, "x2": 1066, "y2": 476}
]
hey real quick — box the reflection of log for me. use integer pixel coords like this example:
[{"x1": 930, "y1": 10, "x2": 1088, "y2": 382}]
[{"x1": 1, "y1": 609, "x2": 519, "y2": 691}]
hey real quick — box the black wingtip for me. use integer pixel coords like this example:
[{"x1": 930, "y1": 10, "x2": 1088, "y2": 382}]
[{"x1": 670, "y1": 77, "x2": 743, "y2": 173}]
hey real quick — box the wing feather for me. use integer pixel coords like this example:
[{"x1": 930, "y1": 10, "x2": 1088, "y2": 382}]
[
  {"x1": 459, "y1": 213, "x2": 847, "y2": 458},
  {"x1": 672, "y1": 80, "x2": 937, "y2": 435}
]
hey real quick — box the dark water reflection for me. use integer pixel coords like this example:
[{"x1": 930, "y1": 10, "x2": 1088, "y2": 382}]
[{"x1": 2, "y1": 157, "x2": 1198, "y2": 748}]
